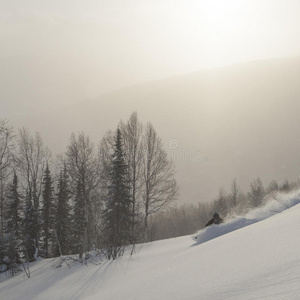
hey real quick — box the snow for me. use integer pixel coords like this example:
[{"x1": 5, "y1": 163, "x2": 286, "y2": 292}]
[
  {"x1": 1, "y1": 191, "x2": 300, "y2": 299},
  {"x1": 193, "y1": 189, "x2": 300, "y2": 245}
]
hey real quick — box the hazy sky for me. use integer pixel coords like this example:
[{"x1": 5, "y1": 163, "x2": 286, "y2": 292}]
[
  {"x1": 1, "y1": 1, "x2": 300, "y2": 204},
  {"x1": 1, "y1": 0, "x2": 300, "y2": 102}
]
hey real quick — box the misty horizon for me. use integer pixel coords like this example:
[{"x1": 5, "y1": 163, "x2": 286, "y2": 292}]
[
  {"x1": 2, "y1": 0, "x2": 300, "y2": 205},
  {"x1": 2, "y1": 2, "x2": 300, "y2": 296}
]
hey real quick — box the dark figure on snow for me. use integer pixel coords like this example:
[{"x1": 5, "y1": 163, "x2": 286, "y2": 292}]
[{"x1": 205, "y1": 213, "x2": 223, "y2": 227}]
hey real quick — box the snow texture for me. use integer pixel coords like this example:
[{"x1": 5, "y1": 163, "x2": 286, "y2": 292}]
[
  {"x1": 193, "y1": 190, "x2": 300, "y2": 245},
  {"x1": 1, "y1": 190, "x2": 300, "y2": 300}
]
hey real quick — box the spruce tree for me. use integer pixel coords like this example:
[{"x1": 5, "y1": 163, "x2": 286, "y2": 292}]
[
  {"x1": 4, "y1": 173, "x2": 23, "y2": 275},
  {"x1": 22, "y1": 193, "x2": 39, "y2": 261},
  {"x1": 40, "y1": 164, "x2": 55, "y2": 258},
  {"x1": 6, "y1": 173, "x2": 22, "y2": 240},
  {"x1": 54, "y1": 166, "x2": 71, "y2": 256},
  {"x1": 72, "y1": 181, "x2": 85, "y2": 257},
  {"x1": 102, "y1": 129, "x2": 132, "y2": 259}
]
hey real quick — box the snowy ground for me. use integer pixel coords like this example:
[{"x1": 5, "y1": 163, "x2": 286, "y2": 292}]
[{"x1": 1, "y1": 191, "x2": 300, "y2": 300}]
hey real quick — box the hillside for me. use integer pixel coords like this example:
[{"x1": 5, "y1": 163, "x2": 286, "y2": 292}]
[
  {"x1": 93, "y1": 57, "x2": 300, "y2": 202},
  {"x1": 1, "y1": 191, "x2": 300, "y2": 299},
  {"x1": 2, "y1": 57, "x2": 300, "y2": 203}
]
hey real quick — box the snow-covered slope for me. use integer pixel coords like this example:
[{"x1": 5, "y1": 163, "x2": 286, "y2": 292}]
[
  {"x1": 193, "y1": 190, "x2": 300, "y2": 245},
  {"x1": 1, "y1": 193, "x2": 300, "y2": 300}
]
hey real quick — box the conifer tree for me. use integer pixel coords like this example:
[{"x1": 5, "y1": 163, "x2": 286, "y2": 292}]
[
  {"x1": 40, "y1": 163, "x2": 55, "y2": 257},
  {"x1": 6, "y1": 173, "x2": 22, "y2": 240},
  {"x1": 54, "y1": 165, "x2": 71, "y2": 256},
  {"x1": 102, "y1": 129, "x2": 132, "y2": 259},
  {"x1": 22, "y1": 194, "x2": 39, "y2": 261},
  {"x1": 0, "y1": 120, "x2": 14, "y2": 241},
  {"x1": 3, "y1": 173, "x2": 22, "y2": 275},
  {"x1": 72, "y1": 181, "x2": 85, "y2": 257}
]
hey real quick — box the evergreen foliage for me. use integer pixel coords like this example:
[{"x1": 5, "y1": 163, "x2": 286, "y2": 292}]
[
  {"x1": 2, "y1": 113, "x2": 300, "y2": 273},
  {"x1": 1, "y1": 173, "x2": 22, "y2": 275},
  {"x1": 22, "y1": 194, "x2": 39, "y2": 261},
  {"x1": 6, "y1": 173, "x2": 22, "y2": 240},
  {"x1": 102, "y1": 129, "x2": 132, "y2": 259},
  {"x1": 2, "y1": 233, "x2": 20, "y2": 276},
  {"x1": 54, "y1": 165, "x2": 71, "y2": 256},
  {"x1": 72, "y1": 181, "x2": 85, "y2": 257},
  {"x1": 40, "y1": 164, "x2": 55, "y2": 257}
]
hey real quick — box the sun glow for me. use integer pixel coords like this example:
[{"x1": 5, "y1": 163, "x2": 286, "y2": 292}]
[
  {"x1": 173, "y1": 0, "x2": 279, "y2": 68},
  {"x1": 1, "y1": 0, "x2": 300, "y2": 96}
]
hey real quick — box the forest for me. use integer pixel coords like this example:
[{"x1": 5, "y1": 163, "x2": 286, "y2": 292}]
[{"x1": 0, "y1": 112, "x2": 297, "y2": 276}]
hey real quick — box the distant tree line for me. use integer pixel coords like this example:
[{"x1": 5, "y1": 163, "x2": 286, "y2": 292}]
[
  {"x1": 0, "y1": 113, "x2": 178, "y2": 275},
  {"x1": 151, "y1": 177, "x2": 300, "y2": 241},
  {"x1": 1, "y1": 111, "x2": 298, "y2": 276}
]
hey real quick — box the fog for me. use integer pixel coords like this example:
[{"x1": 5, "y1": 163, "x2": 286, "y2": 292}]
[
  {"x1": 1, "y1": 0, "x2": 300, "y2": 203},
  {"x1": 2, "y1": 0, "x2": 300, "y2": 102}
]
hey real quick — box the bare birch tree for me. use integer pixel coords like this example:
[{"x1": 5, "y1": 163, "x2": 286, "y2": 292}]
[
  {"x1": 120, "y1": 112, "x2": 144, "y2": 239},
  {"x1": 16, "y1": 128, "x2": 51, "y2": 260},
  {"x1": 65, "y1": 132, "x2": 101, "y2": 259},
  {"x1": 248, "y1": 177, "x2": 265, "y2": 207},
  {"x1": 16, "y1": 128, "x2": 51, "y2": 212},
  {"x1": 142, "y1": 123, "x2": 177, "y2": 238},
  {"x1": 99, "y1": 115, "x2": 177, "y2": 242}
]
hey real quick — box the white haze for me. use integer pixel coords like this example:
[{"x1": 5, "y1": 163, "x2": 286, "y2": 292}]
[
  {"x1": 1, "y1": 1, "x2": 300, "y2": 204},
  {"x1": 1, "y1": 0, "x2": 300, "y2": 104}
]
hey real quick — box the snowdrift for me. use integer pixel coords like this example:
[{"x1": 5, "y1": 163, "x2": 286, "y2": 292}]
[
  {"x1": 193, "y1": 190, "x2": 300, "y2": 245},
  {"x1": 193, "y1": 217, "x2": 258, "y2": 244},
  {"x1": 1, "y1": 190, "x2": 300, "y2": 300}
]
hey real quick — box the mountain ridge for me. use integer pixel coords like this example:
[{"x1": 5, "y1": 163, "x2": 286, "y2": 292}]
[{"x1": 2, "y1": 56, "x2": 300, "y2": 203}]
